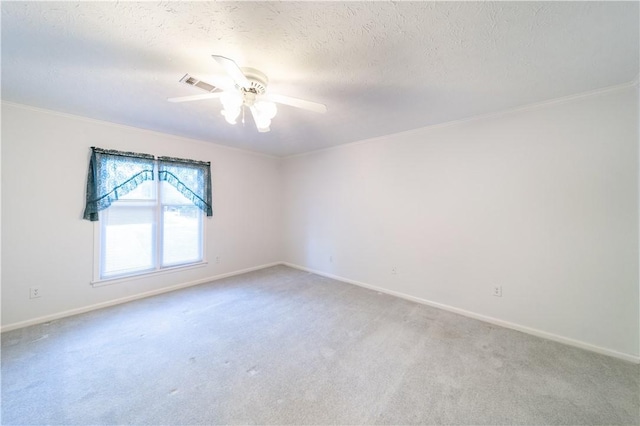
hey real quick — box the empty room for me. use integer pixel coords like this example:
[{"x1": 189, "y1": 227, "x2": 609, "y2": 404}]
[{"x1": 1, "y1": 1, "x2": 639, "y2": 425}]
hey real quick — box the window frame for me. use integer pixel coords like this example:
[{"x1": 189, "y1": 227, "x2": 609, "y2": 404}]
[{"x1": 91, "y1": 170, "x2": 208, "y2": 287}]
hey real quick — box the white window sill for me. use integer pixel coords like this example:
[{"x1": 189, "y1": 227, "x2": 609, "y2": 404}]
[{"x1": 91, "y1": 261, "x2": 208, "y2": 287}]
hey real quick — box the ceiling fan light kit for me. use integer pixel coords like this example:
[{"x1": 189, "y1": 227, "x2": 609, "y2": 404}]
[
  {"x1": 219, "y1": 67, "x2": 277, "y2": 132},
  {"x1": 250, "y1": 101, "x2": 278, "y2": 132},
  {"x1": 168, "y1": 55, "x2": 327, "y2": 133}
]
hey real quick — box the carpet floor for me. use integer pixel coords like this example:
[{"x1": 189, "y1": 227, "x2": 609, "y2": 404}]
[{"x1": 2, "y1": 265, "x2": 638, "y2": 425}]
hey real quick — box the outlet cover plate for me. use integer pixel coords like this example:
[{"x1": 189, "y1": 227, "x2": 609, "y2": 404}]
[
  {"x1": 30, "y1": 287, "x2": 41, "y2": 299},
  {"x1": 493, "y1": 285, "x2": 502, "y2": 297}
]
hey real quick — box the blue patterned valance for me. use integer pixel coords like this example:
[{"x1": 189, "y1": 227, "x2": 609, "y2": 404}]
[
  {"x1": 83, "y1": 148, "x2": 155, "y2": 221},
  {"x1": 83, "y1": 147, "x2": 213, "y2": 221},
  {"x1": 158, "y1": 156, "x2": 213, "y2": 217}
]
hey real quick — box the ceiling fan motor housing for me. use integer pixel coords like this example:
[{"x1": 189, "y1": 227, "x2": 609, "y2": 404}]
[{"x1": 240, "y1": 67, "x2": 268, "y2": 94}]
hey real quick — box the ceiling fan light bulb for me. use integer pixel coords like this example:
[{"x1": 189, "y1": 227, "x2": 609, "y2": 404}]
[
  {"x1": 221, "y1": 107, "x2": 240, "y2": 125},
  {"x1": 220, "y1": 91, "x2": 243, "y2": 109},
  {"x1": 254, "y1": 115, "x2": 271, "y2": 129},
  {"x1": 254, "y1": 101, "x2": 277, "y2": 119}
]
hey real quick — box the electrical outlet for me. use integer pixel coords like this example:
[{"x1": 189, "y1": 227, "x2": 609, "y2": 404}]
[
  {"x1": 30, "y1": 287, "x2": 41, "y2": 299},
  {"x1": 391, "y1": 267, "x2": 397, "y2": 275},
  {"x1": 329, "y1": 256, "x2": 333, "y2": 263},
  {"x1": 216, "y1": 256, "x2": 220, "y2": 264},
  {"x1": 493, "y1": 285, "x2": 502, "y2": 297}
]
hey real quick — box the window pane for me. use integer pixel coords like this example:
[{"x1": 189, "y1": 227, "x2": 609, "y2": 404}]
[
  {"x1": 162, "y1": 205, "x2": 202, "y2": 267},
  {"x1": 160, "y1": 181, "x2": 192, "y2": 205},
  {"x1": 102, "y1": 206, "x2": 155, "y2": 277},
  {"x1": 119, "y1": 180, "x2": 156, "y2": 200}
]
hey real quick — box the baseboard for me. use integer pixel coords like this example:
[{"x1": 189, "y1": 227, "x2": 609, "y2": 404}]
[
  {"x1": 5, "y1": 261, "x2": 639, "y2": 364},
  {"x1": 0, "y1": 262, "x2": 281, "y2": 333},
  {"x1": 283, "y1": 262, "x2": 640, "y2": 364}
]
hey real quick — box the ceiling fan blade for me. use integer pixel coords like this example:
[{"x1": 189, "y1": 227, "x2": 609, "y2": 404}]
[
  {"x1": 212, "y1": 55, "x2": 250, "y2": 89},
  {"x1": 264, "y1": 93, "x2": 327, "y2": 114},
  {"x1": 167, "y1": 93, "x2": 223, "y2": 103}
]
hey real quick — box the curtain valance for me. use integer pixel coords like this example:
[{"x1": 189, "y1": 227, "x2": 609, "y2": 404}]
[
  {"x1": 158, "y1": 156, "x2": 213, "y2": 217},
  {"x1": 83, "y1": 148, "x2": 155, "y2": 221},
  {"x1": 83, "y1": 147, "x2": 213, "y2": 221}
]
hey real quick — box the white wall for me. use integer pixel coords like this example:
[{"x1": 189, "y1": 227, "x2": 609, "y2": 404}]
[
  {"x1": 3, "y1": 84, "x2": 639, "y2": 360},
  {"x1": 1, "y1": 103, "x2": 282, "y2": 328},
  {"x1": 282, "y1": 85, "x2": 639, "y2": 359}
]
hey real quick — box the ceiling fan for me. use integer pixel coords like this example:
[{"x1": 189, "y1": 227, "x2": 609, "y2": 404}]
[{"x1": 168, "y1": 55, "x2": 327, "y2": 132}]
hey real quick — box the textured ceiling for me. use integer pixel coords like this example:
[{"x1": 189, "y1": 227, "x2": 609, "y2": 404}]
[{"x1": 2, "y1": 2, "x2": 638, "y2": 157}]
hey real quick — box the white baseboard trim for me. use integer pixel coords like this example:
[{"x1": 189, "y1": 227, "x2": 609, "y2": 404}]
[
  {"x1": 283, "y1": 262, "x2": 640, "y2": 364},
  {"x1": 0, "y1": 262, "x2": 281, "y2": 333},
  {"x1": 4, "y1": 260, "x2": 638, "y2": 364}
]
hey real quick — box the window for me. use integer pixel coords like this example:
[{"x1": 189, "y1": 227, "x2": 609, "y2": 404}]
[
  {"x1": 100, "y1": 178, "x2": 204, "y2": 279},
  {"x1": 84, "y1": 148, "x2": 212, "y2": 281}
]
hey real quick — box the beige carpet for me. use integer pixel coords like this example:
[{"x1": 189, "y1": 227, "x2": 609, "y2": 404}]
[{"x1": 2, "y1": 265, "x2": 638, "y2": 424}]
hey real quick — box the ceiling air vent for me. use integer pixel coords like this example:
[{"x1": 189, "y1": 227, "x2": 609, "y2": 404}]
[{"x1": 179, "y1": 74, "x2": 217, "y2": 93}]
